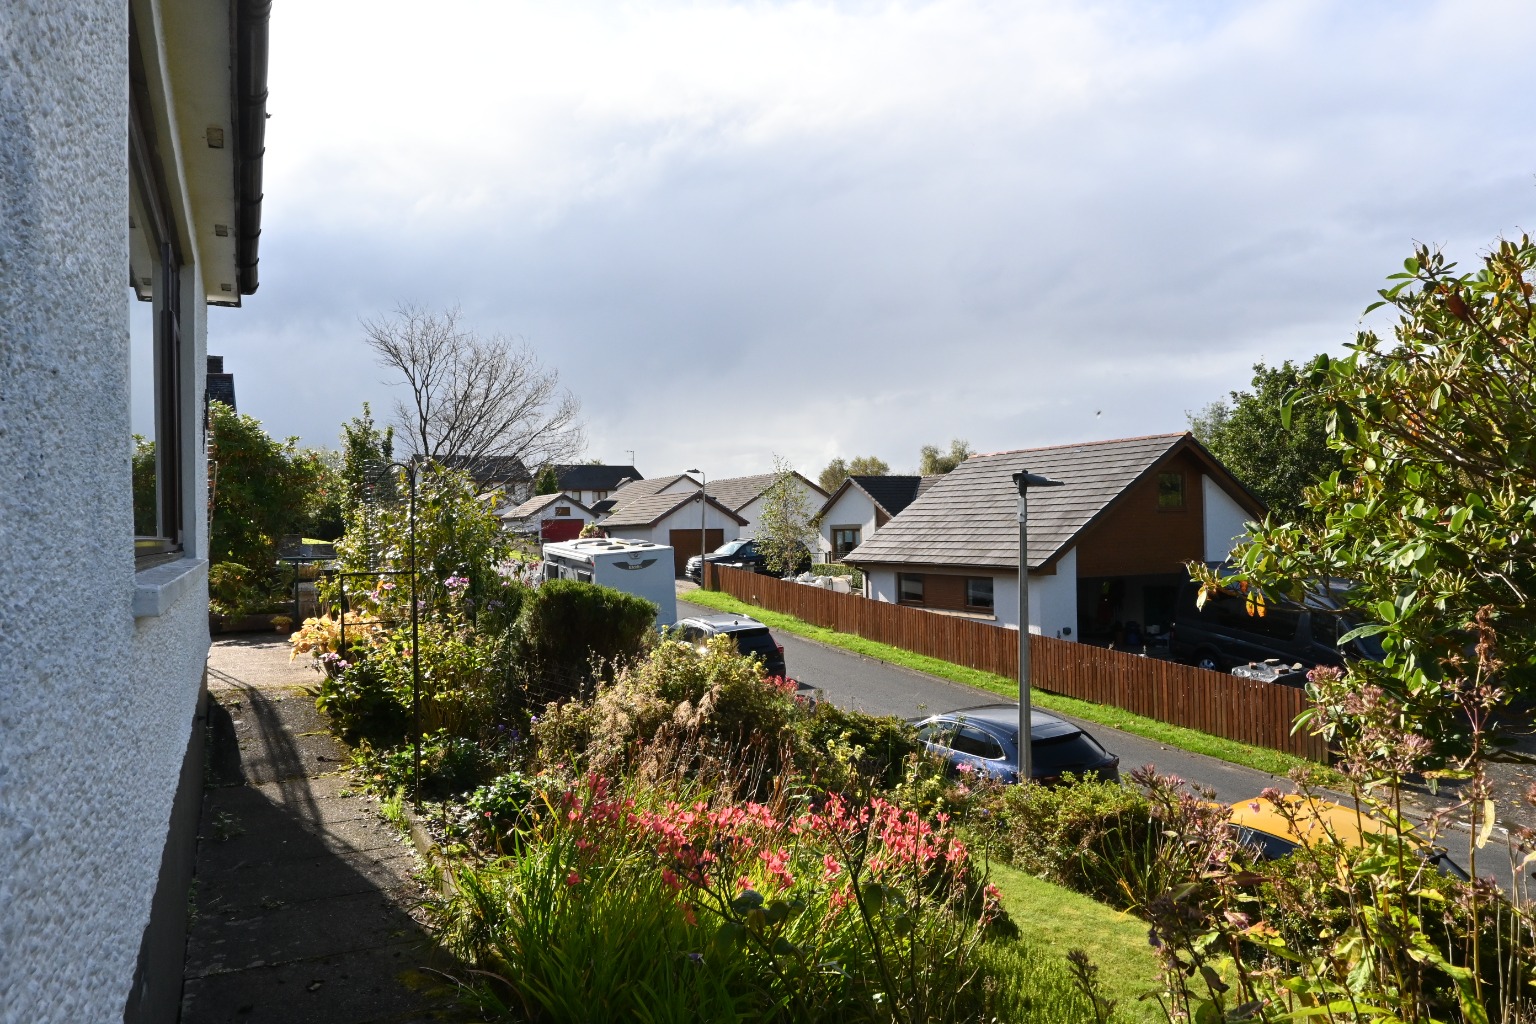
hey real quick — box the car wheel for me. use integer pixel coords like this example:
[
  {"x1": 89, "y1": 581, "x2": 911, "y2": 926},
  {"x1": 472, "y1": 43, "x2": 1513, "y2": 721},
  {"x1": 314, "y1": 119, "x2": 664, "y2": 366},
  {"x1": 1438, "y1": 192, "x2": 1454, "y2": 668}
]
[{"x1": 1195, "y1": 650, "x2": 1223, "y2": 673}]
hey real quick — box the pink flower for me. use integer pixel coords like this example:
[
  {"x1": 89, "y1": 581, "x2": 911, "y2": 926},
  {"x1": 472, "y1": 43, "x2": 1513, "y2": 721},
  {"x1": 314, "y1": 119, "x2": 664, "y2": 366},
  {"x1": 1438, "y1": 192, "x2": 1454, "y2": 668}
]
[
  {"x1": 566, "y1": 871, "x2": 581, "y2": 887},
  {"x1": 956, "y1": 762, "x2": 976, "y2": 776},
  {"x1": 662, "y1": 868, "x2": 683, "y2": 891}
]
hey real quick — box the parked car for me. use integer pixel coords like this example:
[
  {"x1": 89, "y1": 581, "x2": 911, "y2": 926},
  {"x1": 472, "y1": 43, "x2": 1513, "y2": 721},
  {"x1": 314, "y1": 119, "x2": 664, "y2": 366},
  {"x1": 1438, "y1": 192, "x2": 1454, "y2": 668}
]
[
  {"x1": 684, "y1": 538, "x2": 812, "y2": 583},
  {"x1": 1169, "y1": 578, "x2": 1384, "y2": 673},
  {"x1": 1228, "y1": 795, "x2": 1467, "y2": 879},
  {"x1": 673, "y1": 613, "x2": 788, "y2": 679},
  {"x1": 909, "y1": 704, "x2": 1120, "y2": 785}
]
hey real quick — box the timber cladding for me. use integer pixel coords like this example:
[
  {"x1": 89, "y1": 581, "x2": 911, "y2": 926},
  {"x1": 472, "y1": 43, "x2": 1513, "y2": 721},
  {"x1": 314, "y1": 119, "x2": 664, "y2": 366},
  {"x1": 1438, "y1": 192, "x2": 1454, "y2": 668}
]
[
  {"x1": 708, "y1": 564, "x2": 1327, "y2": 761},
  {"x1": 1073, "y1": 447, "x2": 1207, "y2": 577}
]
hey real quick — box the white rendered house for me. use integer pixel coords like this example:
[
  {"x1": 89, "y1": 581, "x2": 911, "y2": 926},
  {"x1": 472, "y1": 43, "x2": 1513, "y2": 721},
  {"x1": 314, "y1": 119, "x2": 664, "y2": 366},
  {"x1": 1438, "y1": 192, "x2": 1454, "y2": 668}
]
[{"x1": 1, "y1": 3, "x2": 271, "y2": 1020}]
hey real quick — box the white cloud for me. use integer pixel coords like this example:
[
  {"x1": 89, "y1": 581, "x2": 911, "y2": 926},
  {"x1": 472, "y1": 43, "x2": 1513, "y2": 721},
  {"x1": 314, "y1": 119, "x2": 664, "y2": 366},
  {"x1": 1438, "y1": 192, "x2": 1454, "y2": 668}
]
[{"x1": 182, "y1": 0, "x2": 1536, "y2": 481}]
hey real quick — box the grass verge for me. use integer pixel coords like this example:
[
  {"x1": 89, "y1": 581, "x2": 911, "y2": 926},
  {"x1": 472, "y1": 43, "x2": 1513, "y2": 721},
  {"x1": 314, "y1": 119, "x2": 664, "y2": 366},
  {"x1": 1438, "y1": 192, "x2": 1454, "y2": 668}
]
[
  {"x1": 680, "y1": 587, "x2": 1343, "y2": 784},
  {"x1": 986, "y1": 860, "x2": 1165, "y2": 1024}
]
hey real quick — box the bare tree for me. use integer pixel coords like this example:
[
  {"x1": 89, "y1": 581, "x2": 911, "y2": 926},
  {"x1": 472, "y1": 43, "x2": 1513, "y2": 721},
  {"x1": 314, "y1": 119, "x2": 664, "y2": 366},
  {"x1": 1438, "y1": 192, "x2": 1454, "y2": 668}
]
[{"x1": 362, "y1": 305, "x2": 585, "y2": 473}]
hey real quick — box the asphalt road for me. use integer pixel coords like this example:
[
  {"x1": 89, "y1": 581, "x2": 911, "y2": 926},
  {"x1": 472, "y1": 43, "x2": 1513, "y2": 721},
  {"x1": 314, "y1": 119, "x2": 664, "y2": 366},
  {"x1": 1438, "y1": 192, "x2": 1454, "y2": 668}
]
[
  {"x1": 680, "y1": 599, "x2": 1287, "y2": 804},
  {"x1": 679, "y1": 597, "x2": 1530, "y2": 891}
]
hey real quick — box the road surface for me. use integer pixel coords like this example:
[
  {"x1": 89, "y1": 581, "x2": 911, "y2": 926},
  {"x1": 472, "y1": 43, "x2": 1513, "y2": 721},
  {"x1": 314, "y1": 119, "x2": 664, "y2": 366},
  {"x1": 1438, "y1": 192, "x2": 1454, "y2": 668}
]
[
  {"x1": 680, "y1": 598, "x2": 1284, "y2": 804},
  {"x1": 678, "y1": 597, "x2": 1528, "y2": 891}
]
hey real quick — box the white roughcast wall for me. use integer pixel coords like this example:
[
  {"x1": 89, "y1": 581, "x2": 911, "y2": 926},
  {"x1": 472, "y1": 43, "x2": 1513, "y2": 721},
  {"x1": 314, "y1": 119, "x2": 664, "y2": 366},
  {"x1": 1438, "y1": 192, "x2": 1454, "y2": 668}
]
[
  {"x1": 1202, "y1": 475, "x2": 1254, "y2": 563},
  {"x1": 0, "y1": 6, "x2": 211, "y2": 1021},
  {"x1": 864, "y1": 550, "x2": 1079, "y2": 639}
]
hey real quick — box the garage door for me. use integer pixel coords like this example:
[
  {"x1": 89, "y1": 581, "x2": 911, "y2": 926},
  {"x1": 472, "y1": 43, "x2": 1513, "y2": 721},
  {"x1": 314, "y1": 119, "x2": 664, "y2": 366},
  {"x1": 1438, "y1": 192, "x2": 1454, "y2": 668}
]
[
  {"x1": 667, "y1": 529, "x2": 724, "y2": 577},
  {"x1": 541, "y1": 518, "x2": 584, "y2": 542}
]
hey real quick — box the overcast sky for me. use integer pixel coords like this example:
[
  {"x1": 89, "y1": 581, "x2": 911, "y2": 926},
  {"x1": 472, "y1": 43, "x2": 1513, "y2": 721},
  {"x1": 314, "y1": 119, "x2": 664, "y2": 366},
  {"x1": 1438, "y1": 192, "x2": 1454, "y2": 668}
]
[{"x1": 134, "y1": 0, "x2": 1536, "y2": 479}]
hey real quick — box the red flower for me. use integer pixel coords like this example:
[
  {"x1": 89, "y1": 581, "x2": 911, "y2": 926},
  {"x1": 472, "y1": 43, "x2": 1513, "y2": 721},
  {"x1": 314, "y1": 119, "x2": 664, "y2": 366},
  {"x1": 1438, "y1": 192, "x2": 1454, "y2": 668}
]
[{"x1": 566, "y1": 870, "x2": 581, "y2": 887}]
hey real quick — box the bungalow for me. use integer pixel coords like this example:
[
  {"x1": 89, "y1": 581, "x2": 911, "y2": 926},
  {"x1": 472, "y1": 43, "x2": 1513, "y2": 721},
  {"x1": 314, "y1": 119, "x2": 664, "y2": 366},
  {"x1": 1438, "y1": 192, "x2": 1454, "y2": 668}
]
[
  {"x1": 2, "y1": 3, "x2": 272, "y2": 1020},
  {"x1": 552, "y1": 463, "x2": 643, "y2": 507},
  {"x1": 590, "y1": 471, "x2": 699, "y2": 517},
  {"x1": 501, "y1": 492, "x2": 597, "y2": 542},
  {"x1": 706, "y1": 471, "x2": 829, "y2": 540},
  {"x1": 845, "y1": 434, "x2": 1263, "y2": 644},
  {"x1": 814, "y1": 475, "x2": 941, "y2": 562},
  {"x1": 600, "y1": 490, "x2": 749, "y2": 576}
]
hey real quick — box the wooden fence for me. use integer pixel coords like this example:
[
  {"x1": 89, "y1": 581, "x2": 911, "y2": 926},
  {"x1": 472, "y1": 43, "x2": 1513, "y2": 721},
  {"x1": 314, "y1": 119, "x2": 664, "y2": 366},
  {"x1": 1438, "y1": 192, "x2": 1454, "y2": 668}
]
[{"x1": 704, "y1": 564, "x2": 1327, "y2": 761}]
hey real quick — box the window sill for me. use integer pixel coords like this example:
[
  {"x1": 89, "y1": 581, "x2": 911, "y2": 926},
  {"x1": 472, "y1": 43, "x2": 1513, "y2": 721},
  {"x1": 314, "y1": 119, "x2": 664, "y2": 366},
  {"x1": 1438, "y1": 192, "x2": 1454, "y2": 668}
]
[{"x1": 134, "y1": 557, "x2": 208, "y2": 619}]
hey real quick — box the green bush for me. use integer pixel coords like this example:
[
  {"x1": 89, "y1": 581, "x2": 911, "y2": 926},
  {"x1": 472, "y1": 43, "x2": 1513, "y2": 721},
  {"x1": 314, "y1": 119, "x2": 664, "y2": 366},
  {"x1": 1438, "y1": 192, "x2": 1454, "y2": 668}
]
[
  {"x1": 518, "y1": 579, "x2": 657, "y2": 704},
  {"x1": 315, "y1": 657, "x2": 410, "y2": 745},
  {"x1": 796, "y1": 701, "x2": 923, "y2": 791},
  {"x1": 361, "y1": 729, "x2": 496, "y2": 799},
  {"x1": 979, "y1": 777, "x2": 1167, "y2": 913}
]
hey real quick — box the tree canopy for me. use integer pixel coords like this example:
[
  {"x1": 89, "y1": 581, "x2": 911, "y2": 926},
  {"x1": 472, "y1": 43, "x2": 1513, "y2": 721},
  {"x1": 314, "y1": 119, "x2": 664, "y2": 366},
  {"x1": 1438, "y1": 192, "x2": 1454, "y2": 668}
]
[
  {"x1": 362, "y1": 304, "x2": 584, "y2": 471},
  {"x1": 918, "y1": 439, "x2": 973, "y2": 475},
  {"x1": 756, "y1": 455, "x2": 817, "y2": 575},
  {"x1": 1214, "y1": 236, "x2": 1536, "y2": 764},
  {"x1": 1188, "y1": 360, "x2": 1343, "y2": 524},
  {"x1": 817, "y1": 455, "x2": 890, "y2": 494}
]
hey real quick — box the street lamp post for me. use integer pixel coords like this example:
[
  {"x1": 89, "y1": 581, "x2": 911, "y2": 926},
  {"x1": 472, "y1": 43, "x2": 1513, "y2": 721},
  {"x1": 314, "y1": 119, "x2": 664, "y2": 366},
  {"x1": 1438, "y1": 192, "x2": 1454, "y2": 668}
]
[
  {"x1": 686, "y1": 468, "x2": 707, "y2": 585},
  {"x1": 1012, "y1": 468, "x2": 1063, "y2": 783}
]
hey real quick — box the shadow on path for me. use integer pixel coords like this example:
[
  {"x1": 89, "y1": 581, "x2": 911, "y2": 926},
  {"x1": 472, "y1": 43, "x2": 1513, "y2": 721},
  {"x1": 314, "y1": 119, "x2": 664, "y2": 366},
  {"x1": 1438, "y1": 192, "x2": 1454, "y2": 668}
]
[{"x1": 181, "y1": 638, "x2": 471, "y2": 1024}]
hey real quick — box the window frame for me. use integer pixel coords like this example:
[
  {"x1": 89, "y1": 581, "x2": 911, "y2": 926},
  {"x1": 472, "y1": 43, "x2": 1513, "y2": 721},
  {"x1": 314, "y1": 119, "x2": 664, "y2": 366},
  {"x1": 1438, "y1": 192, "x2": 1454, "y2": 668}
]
[
  {"x1": 831, "y1": 526, "x2": 862, "y2": 561},
  {"x1": 129, "y1": 61, "x2": 188, "y2": 570},
  {"x1": 1157, "y1": 471, "x2": 1186, "y2": 510},
  {"x1": 897, "y1": 573, "x2": 925, "y2": 605},
  {"x1": 965, "y1": 576, "x2": 994, "y2": 611}
]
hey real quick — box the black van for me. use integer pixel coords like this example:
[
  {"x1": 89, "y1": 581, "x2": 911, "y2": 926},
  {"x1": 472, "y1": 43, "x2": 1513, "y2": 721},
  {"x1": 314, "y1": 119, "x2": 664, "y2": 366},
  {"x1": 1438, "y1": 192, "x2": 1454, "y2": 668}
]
[{"x1": 1169, "y1": 579, "x2": 1384, "y2": 673}]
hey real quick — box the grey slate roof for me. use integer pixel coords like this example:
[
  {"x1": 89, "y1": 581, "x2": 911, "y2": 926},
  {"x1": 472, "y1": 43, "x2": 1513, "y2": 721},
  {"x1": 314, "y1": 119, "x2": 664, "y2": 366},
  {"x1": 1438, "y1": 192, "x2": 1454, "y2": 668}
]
[
  {"x1": 598, "y1": 490, "x2": 747, "y2": 529},
  {"x1": 847, "y1": 475, "x2": 936, "y2": 518},
  {"x1": 846, "y1": 433, "x2": 1235, "y2": 571},
  {"x1": 502, "y1": 492, "x2": 593, "y2": 521},
  {"x1": 605, "y1": 473, "x2": 698, "y2": 508},
  {"x1": 555, "y1": 464, "x2": 642, "y2": 492},
  {"x1": 708, "y1": 472, "x2": 828, "y2": 512},
  {"x1": 435, "y1": 455, "x2": 532, "y2": 486}
]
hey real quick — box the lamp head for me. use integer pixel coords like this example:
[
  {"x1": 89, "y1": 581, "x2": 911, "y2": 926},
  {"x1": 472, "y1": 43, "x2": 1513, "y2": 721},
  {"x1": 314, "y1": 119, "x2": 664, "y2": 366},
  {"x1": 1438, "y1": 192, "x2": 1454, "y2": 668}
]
[{"x1": 1012, "y1": 470, "x2": 1064, "y2": 492}]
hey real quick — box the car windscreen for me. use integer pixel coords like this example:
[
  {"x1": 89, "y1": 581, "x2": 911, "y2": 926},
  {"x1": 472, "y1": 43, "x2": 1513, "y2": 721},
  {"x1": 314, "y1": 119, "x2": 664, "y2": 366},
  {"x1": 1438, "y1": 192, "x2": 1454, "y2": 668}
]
[
  {"x1": 1231, "y1": 825, "x2": 1300, "y2": 861},
  {"x1": 712, "y1": 540, "x2": 749, "y2": 556},
  {"x1": 1032, "y1": 731, "x2": 1109, "y2": 774}
]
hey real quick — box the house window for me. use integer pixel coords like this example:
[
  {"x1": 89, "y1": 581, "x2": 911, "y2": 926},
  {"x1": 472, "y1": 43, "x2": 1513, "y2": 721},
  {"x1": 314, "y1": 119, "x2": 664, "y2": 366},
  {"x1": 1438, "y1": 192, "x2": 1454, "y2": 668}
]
[
  {"x1": 129, "y1": 78, "x2": 186, "y2": 570},
  {"x1": 966, "y1": 577, "x2": 994, "y2": 610},
  {"x1": 554, "y1": 506, "x2": 571, "y2": 516},
  {"x1": 1157, "y1": 472, "x2": 1185, "y2": 509},
  {"x1": 832, "y1": 526, "x2": 861, "y2": 561},
  {"x1": 898, "y1": 573, "x2": 925, "y2": 604}
]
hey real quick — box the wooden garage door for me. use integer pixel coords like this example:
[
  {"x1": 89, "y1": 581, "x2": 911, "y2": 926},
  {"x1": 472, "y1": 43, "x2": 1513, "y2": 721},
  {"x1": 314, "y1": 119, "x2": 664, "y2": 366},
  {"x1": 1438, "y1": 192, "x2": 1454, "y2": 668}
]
[{"x1": 668, "y1": 529, "x2": 724, "y2": 577}]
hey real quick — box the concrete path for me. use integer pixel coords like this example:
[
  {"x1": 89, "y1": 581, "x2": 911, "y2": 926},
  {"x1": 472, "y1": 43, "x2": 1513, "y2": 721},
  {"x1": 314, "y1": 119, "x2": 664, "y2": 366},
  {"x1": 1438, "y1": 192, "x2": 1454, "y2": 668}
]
[{"x1": 181, "y1": 635, "x2": 468, "y2": 1024}]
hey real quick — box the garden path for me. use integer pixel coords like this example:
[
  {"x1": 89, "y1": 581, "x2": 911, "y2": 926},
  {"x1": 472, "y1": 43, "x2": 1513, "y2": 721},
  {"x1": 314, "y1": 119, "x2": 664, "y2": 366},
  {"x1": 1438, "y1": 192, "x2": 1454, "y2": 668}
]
[{"x1": 180, "y1": 635, "x2": 469, "y2": 1024}]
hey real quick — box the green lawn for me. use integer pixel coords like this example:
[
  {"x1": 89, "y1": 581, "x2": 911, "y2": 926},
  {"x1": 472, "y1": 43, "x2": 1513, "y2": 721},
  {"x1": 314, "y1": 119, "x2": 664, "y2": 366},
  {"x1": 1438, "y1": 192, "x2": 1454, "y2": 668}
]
[
  {"x1": 986, "y1": 861, "x2": 1167, "y2": 1024},
  {"x1": 681, "y1": 587, "x2": 1343, "y2": 785}
]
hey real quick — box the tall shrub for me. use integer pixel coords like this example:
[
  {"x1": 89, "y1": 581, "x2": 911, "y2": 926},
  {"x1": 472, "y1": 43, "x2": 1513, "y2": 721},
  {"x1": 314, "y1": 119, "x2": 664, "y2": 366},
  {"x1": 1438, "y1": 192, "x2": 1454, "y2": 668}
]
[{"x1": 518, "y1": 579, "x2": 656, "y2": 703}]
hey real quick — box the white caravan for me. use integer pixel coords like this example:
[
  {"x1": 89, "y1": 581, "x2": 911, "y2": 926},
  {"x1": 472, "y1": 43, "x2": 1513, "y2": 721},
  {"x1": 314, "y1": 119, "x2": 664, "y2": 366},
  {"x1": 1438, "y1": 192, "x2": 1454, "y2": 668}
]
[{"x1": 540, "y1": 537, "x2": 678, "y2": 627}]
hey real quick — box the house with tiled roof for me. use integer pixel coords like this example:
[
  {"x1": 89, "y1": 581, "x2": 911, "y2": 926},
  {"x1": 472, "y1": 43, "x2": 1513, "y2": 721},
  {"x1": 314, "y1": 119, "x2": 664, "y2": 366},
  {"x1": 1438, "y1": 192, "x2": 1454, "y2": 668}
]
[
  {"x1": 552, "y1": 464, "x2": 642, "y2": 507},
  {"x1": 814, "y1": 475, "x2": 941, "y2": 562},
  {"x1": 845, "y1": 433, "x2": 1263, "y2": 643},
  {"x1": 599, "y1": 489, "x2": 748, "y2": 576},
  {"x1": 501, "y1": 491, "x2": 596, "y2": 542},
  {"x1": 705, "y1": 471, "x2": 828, "y2": 540},
  {"x1": 592, "y1": 472, "x2": 699, "y2": 517}
]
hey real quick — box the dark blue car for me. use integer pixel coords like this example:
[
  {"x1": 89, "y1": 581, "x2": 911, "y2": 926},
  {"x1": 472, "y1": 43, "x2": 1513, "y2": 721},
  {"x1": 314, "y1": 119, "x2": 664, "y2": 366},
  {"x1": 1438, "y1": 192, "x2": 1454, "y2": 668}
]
[{"x1": 910, "y1": 704, "x2": 1120, "y2": 785}]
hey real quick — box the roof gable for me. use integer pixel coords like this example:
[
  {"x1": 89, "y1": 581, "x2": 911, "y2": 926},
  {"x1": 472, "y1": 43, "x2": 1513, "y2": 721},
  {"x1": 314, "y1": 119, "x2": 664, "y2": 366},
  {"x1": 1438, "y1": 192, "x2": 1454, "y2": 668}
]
[
  {"x1": 709, "y1": 471, "x2": 828, "y2": 512},
  {"x1": 503, "y1": 491, "x2": 593, "y2": 520},
  {"x1": 555, "y1": 464, "x2": 643, "y2": 492},
  {"x1": 847, "y1": 433, "x2": 1255, "y2": 570},
  {"x1": 597, "y1": 489, "x2": 747, "y2": 528}
]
